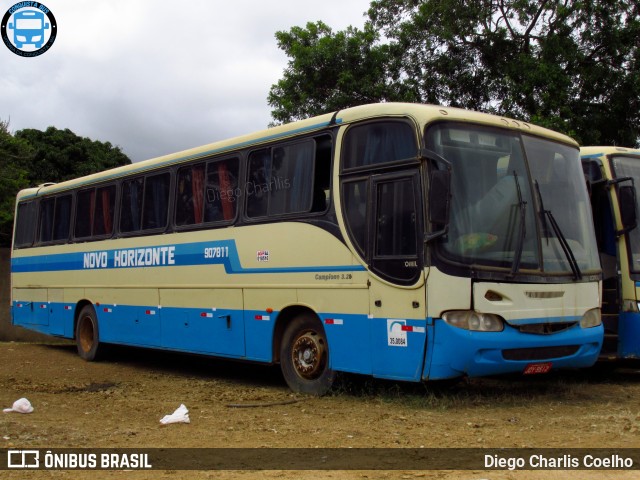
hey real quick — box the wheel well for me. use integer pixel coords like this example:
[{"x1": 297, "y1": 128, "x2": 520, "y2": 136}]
[
  {"x1": 73, "y1": 300, "x2": 94, "y2": 339},
  {"x1": 273, "y1": 305, "x2": 321, "y2": 364}
]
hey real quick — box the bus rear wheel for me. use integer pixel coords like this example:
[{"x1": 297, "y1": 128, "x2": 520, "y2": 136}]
[
  {"x1": 76, "y1": 305, "x2": 103, "y2": 361},
  {"x1": 280, "y1": 314, "x2": 335, "y2": 396}
]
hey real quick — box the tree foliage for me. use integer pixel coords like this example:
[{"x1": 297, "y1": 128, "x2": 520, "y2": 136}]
[
  {"x1": 268, "y1": 21, "x2": 412, "y2": 124},
  {"x1": 0, "y1": 124, "x2": 131, "y2": 247},
  {"x1": 269, "y1": 0, "x2": 640, "y2": 146}
]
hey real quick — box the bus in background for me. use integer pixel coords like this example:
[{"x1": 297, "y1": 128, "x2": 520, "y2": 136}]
[
  {"x1": 581, "y1": 147, "x2": 640, "y2": 359},
  {"x1": 11, "y1": 103, "x2": 603, "y2": 395}
]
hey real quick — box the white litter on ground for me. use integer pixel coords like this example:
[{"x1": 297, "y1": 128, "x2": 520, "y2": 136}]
[
  {"x1": 3, "y1": 397, "x2": 34, "y2": 414},
  {"x1": 159, "y1": 404, "x2": 190, "y2": 425}
]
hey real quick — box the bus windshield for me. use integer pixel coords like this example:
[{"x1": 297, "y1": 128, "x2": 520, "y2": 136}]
[
  {"x1": 611, "y1": 155, "x2": 640, "y2": 272},
  {"x1": 426, "y1": 123, "x2": 600, "y2": 276}
]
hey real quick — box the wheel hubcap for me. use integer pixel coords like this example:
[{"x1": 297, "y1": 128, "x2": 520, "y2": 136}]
[{"x1": 292, "y1": 332, "x2": 325, "y2": 379}]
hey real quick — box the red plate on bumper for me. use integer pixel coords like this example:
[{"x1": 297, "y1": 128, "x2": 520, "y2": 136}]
[{"x1": 523, "y1": 362, "x2": 552, "y2": 375}]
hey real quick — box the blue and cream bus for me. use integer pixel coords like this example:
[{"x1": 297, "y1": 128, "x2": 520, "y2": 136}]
[
  {"x1": 11, "y1": 103, "x2": 603, "y2": 394},
  {"x1": 581, "y1": 146, "x2": 640, "y2": 359}
]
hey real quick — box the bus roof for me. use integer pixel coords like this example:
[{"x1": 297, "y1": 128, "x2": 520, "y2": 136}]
[
  {"x1": 580, "y1": 146, "x2": 640, "y2": 159},
  {"x1": 17, "y1": 102, "x2": 579, "y2": 201}
]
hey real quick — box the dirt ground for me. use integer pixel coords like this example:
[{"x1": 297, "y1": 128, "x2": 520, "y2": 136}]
[{"x1": 1, "y1": 341, "x2": 639, "y2": 479}]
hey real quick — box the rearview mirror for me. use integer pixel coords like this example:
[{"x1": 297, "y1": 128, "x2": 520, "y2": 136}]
[{"x1": 429, "y1": 169, "x2": 451, "y2": 226}]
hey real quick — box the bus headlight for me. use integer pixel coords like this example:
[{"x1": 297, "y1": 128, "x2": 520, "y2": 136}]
[
  {"x1": 580, "y1": 308, "x2": 601, "y2": 328},
  {"x1": 442, "y1": 311, "x2": 504, "y2": 332}
]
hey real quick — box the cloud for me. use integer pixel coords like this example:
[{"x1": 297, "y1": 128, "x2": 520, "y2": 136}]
[{"x1": 0, "y1": 0, "x2": 369, "y2": 161}]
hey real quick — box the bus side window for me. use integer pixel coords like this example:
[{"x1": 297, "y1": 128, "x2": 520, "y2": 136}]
[
  {"x1": 246, "y1": 140, "x2": 318, "y2": 218},
  {"x1": 176, "y1": 163, "x2": 205, "y2": 226},
  {"x1": 342, "y1": 180, "x2": 368, "y2": 255},
  {"x1": 120, "y1": 177, "x2": 144, "y2": 233},
  {"x1": 205, "y1": 157, "x2": 239, "y2": 222},
  {"x1": 14, "y1": 201, "x2": 37, "y2": 248},
  {"x1": 375, "y1": 178, "x2": 417, "y2": 257},
  {"x1": 75, "y1": 186, "x2": 115, "y2": 239},
  {"x1": 39, "y1": 197, "x2": 55, "y2": 243},
  {"x1": 142, "y1": 172, "x2": 170, "y2": 230},
  {"x1": 93, "y1": 185, "x2": 116, "y2": 236},
  {"x1": 39, "y1": 194, "x2": 72, "y2": 243},
  {"x1": 343, "y1": 121, "x2": 416, "y2": 169},
  {"x1": 75, "y1": 189, "x2": 94, "y2": 238},
  {"x1": 52, "y1": 195, "x2": 72, "y2": 242},
  {"x1": 270, "y1": 142, "x2": 314, "y2": 215},
  {"x1": 311, "y1": 136, "x2": 332, "y2": 213},
  {"x1": 246, "y1": 149, "x2": 271, "y2": 218}
]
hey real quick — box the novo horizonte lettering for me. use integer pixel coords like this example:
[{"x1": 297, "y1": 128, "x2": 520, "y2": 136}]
[{"x1": 83, "y1": 247, "x2": 176, "y2": 269}]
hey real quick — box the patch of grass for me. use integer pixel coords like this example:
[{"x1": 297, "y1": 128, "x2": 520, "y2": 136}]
[{"x1": 326, "y1": 367, "x2": 639, "y2": 411}]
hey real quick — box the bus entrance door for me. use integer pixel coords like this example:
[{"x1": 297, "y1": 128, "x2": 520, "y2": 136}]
[{"x1": 367, "y1": 170, "x2": 428, "y2": 381}]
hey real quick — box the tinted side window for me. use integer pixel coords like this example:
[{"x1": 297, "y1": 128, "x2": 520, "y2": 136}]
[
  {"x1": 343, "y1": 121, "x2": 417, "y2": 170},
  {"x1": 39, "y1": 194, "x2": 72, "y2": 243},
  {"x1": 375, "y1": 178, "x2": 417, "y2": 257},
  {"x1": 205, "y1": 157, "x2": 239, "y2": 222},
  {"x1": 120, "y1": 177, "x2": 144, "y2": 233},
  {"x1": 176, "y1": 163, "x2": 206, "y2": 226},
  {"x1": 246, "y1": 140, "x2": 315, "y2": 218},
  {"x1": 14, "y1": 201, "x2": 37, "y2": 248},
  {"x1": 75, "y1": 185, "x2": 116, "y2": 239},
  {"x1": 176, "y1": 158, "x2": 240, "y2": 227},
  {"x1": 75, "y1": 189, "x2": 93, "y2": 238},
  {"x1": 142, "y1": 172, "x2": 170, "y2": 230},
  {"x1": 94, "y1": 186, "x2": 116, "y2": 236},
  {"x1": 246, "y1": 149, "x2": 270, "y2": 217},
  {"x1": 53, "y1": 195, "x2": 72, "y2": 241},
  {"x1": 342, "y1": 180, "x2": 368, "y2": 255},
  {"x1": 39, "y1": 198, "x2": 55, "y2": 243}
]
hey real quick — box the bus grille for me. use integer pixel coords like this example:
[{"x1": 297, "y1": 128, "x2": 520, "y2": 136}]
[
  {"x1": 502, "y1": 345, "x2": 580, "y2": 361},
  {"x1": 516, "y1": 322, "x2": 577, "y2": 335}
]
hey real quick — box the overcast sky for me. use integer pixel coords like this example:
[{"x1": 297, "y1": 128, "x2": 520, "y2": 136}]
[{"x1": 1, "y1": 0, "x2": 371, "y2": 162}]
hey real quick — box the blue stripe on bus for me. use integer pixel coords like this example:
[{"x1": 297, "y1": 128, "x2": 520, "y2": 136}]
[
  {"x1": 11, "y1": 299, "x2": 428, "y2": 380},
  {"x1": 11, "y1": 239, "x2": 367, "y2": 274}
]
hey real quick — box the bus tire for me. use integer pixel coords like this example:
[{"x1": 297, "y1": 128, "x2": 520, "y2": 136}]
[
  {"x1": 76, "y1": 305, "x2": 103, "y2": 361},
  {"x1": 280, "y1": 313, "x2": 335, "y2": 396}
]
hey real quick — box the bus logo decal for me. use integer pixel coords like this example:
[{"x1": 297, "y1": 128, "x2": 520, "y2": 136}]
[
  {"x1": 387, "y1": 319, "x2": 408, "y2": 347},
  {"x1": 1, "y1": 2, "x2": 57, "y2": 57}
]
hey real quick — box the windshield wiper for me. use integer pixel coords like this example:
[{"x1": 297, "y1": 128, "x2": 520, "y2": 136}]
[
  {"x1": 510, "y1": 171, "x2": 527, "y2": 277},
  {"x1": 534, "y1": 180, "x2": 582, "y2": 280},
  {"x1": 534, "y1": 180, "x2": 550, "y2": 241}
]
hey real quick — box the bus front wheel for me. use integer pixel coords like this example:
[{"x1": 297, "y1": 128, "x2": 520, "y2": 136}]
[
  {"x1": 76, "y1": 305, "x2": 103, "y2": 361},
  {"x1": 280, "y1": 314, "x2": 335, "y2": 396}
]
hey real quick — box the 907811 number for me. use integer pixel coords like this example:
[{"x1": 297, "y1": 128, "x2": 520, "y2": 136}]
[{"x1": 204, "y1": 246, "x2": 229, "y2": 259}]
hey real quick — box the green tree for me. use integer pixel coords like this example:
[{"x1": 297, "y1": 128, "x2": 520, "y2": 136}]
[
  {"x1": 268, "y1": 21, "x2": 409, "y2": 124},
  {"x1": 269, "y1": 0, "x2": 640, "y2": 146},
  {"x1": 0, "y1": 120, "x2": 32, "y2": 247},
  {"x1": 15, "y1": 126, "x2": 130, "y2": 185},
  {"x1": 0, "y1": 125, "x2": 131, "y2": 247}
]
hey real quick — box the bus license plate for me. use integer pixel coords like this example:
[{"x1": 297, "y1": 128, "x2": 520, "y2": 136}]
[{"x1": 523, "y1": 362, "x2": 552, "y2": 375}]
